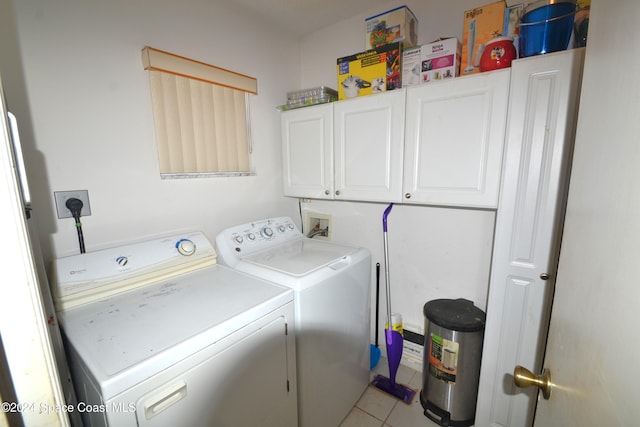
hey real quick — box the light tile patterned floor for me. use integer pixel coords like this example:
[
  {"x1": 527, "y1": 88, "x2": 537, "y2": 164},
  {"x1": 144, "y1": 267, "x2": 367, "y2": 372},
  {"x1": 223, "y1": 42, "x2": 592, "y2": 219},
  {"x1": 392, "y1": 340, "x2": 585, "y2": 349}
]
[{"x1": 339, "y1": 358, "x2": 441, "y2": 427}]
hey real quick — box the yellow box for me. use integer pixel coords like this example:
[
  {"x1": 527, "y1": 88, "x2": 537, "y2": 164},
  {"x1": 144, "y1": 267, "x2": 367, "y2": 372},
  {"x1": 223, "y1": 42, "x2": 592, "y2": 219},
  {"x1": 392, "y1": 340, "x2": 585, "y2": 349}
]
[
  {"x1": 365, "y1": 5, "x2": 418, "y2": 49},
  {"x1": 461, "y1": 0, "x2": 506, "y2": 76},
  {"x1": 337, "y1": 43, "x2": 402, "y2": 100}
]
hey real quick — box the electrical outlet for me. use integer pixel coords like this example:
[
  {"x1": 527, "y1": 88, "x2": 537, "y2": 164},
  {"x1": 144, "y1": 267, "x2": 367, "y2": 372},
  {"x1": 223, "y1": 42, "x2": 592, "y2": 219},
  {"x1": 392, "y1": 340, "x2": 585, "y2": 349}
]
[
  {"x1": 305, "y1": 212, "x2": 332, "y2": 240},
  {"x1": 54, "y1": 190, "x2": 92, "y2": 219}
]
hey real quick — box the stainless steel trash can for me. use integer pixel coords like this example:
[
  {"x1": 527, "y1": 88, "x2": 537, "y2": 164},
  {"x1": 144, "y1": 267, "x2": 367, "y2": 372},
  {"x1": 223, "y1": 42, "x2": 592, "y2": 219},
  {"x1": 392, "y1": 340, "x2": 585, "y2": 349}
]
[{"x1": 420, "y1": 298, "x2": 485, "y2": 427}]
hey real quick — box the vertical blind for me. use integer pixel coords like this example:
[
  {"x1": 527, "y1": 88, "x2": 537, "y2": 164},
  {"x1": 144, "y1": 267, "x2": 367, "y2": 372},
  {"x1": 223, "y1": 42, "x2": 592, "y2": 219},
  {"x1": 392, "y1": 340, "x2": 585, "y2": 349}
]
[{"x1": 142, "y1": 46, "x2": 257, "y2": 176}]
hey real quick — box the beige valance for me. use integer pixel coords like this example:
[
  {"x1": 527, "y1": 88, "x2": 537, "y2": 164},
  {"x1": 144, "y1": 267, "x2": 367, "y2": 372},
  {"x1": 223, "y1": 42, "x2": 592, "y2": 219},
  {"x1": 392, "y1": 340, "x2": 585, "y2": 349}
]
[{"x1": 141, "y1": 46, "x2": 257, "y2": 95}]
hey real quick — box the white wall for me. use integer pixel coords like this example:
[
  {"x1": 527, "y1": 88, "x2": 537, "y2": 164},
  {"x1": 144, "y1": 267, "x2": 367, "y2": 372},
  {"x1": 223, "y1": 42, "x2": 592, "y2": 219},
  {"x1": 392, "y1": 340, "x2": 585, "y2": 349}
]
[
  {"x1": 9, "y1": 0, "x2": 302, "y2": 260},
  {"x1": 298, "y1": 0, "x2": 498, "y2": 336}
]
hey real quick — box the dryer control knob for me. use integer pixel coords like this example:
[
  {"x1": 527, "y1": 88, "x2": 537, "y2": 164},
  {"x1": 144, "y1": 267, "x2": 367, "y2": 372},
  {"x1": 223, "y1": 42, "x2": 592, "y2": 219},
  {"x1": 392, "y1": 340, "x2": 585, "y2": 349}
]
[
  {"x1": 233, "y1": 235, "x2": 244, "y2": 245},
  {"x1": 262, "y1": 227, "x2": 274, "y2": 238},
  {"x1": 176, "y1": 239, "x2": 196, "y2": 256}
]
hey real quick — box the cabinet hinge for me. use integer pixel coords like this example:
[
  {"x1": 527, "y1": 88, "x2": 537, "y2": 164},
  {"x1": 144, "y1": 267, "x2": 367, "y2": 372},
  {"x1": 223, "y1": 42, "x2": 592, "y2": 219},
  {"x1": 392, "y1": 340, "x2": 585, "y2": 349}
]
[
  {"x1": 287, "y1": 380, "x2": 290, "y2": 392},
  {"x1": 285, "y1": 323, "x2": 288, "y2": 335}
]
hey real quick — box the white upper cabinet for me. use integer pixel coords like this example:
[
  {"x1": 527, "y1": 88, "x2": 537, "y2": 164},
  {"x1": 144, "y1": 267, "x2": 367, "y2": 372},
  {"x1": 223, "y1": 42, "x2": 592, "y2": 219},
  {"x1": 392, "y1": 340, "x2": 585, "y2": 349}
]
[
  {"x1": 281, "y1": 90, "x2": 405, "y2": 202},
  {"x1": 281, "y1": 103, "x2": 333, "y2": 199},
  {"x1": 403, "y1": 69, "x2": 510, "y2": 208},
  {"x1": 333, "y1": 90, "x2": 405, "y2": 202}
]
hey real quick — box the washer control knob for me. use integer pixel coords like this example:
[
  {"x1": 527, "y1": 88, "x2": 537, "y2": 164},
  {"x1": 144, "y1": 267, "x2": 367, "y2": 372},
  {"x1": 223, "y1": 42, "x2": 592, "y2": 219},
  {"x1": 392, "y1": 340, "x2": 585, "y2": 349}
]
[
  {"x1": 176, "y1": 239, "x2": 196, "y2": 256},
  {"x1": 262, "y1": 227, "x2": 274, "y2": 238},
  {"x1": 116, "y1": 256, "x2": 129, "y2": 267},
  {"x1": 233, "y1": 235, "x2": 244, "y2": 245},
  {"x1": 287, "y1": 223, "x2": 295, "y2": 230},
  {"x1": 278, "y1": 225, "x2": 286, "y2": 233},
  {"x1": 247, "y1": 232, "x2": 256, "y2": 241}
]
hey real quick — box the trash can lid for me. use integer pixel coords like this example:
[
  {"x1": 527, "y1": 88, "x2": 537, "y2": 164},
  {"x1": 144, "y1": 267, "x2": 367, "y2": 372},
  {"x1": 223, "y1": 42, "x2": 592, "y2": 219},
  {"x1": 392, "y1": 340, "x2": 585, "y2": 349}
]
[{"x1": 424, "y1": 298, "x2": 486, "y2": 332}]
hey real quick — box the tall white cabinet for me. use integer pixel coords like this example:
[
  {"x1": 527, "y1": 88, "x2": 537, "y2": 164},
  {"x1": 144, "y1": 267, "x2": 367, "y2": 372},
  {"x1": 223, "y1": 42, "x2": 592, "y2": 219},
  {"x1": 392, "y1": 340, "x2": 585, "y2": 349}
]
[{"x1": 475, "y1": 48, "x2": 585, "y2": 427}]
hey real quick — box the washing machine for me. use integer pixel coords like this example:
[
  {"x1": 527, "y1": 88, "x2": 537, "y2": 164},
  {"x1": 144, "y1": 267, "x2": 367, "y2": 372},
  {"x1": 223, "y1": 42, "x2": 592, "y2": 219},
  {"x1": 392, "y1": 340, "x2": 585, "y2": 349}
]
[
  {"x1": 215, "y1": 217, "x2": 371, "y2": 427},
  {"x1": 50, "y1": 231, "x2": 297, "y2": 427}
]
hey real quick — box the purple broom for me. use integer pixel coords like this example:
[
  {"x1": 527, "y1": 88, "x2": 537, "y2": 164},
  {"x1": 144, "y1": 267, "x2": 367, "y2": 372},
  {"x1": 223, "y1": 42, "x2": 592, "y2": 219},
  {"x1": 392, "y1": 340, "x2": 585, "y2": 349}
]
[{"x1": 372, "y1": 203, "x2": 416, "y2": 404}]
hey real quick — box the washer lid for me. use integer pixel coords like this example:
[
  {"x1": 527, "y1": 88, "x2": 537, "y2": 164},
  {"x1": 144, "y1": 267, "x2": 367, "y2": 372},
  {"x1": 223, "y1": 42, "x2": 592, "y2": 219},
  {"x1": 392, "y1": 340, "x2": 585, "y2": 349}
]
[
  {"x1": 242, "y1": 239, "x2": 360, "y2": 276},
  {"x1": 58, "y1": 265, "x2": 292, "y2": 399}
]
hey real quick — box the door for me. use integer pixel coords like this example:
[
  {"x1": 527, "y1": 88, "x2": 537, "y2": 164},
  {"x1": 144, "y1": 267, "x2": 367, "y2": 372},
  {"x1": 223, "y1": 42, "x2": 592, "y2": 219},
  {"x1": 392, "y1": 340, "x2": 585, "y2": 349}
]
[
  {"x1": 403, "y1": 69, "x2": 509, "y2": 208},
  {"x1": 475, "y1": 49, "x2": 584, "y2": 427},
  {"x1": 0, "y1": 75, "x2": 70, "y2": 426},
  {"x1": 333, "y1": 90, "x2": 405, "y2": 202},
  {"x1": 281, "y1": 103, "x2": 333, "y2": 199},
  {"x1": 532, "y1": 2, "x2": 640, "y2": 425}
]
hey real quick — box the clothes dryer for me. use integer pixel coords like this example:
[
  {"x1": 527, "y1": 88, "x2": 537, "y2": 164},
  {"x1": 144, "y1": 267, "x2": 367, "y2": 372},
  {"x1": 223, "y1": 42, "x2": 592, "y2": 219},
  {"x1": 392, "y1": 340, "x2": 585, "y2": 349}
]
[{"x1": 51, "y1": 232, "x2": 297, "y2": 427}]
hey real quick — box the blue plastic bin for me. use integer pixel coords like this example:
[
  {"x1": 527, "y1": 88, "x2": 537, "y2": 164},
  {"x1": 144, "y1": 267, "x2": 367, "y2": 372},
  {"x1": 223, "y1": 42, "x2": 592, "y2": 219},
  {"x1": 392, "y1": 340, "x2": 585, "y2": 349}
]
[{"x1": 519, "y1": 1, "x2": 576, "y2": 57}]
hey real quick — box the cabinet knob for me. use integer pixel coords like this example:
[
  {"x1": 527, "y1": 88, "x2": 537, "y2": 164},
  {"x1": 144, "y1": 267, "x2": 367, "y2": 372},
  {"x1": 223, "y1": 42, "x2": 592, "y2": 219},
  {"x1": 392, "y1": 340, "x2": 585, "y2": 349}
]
[
  {"x1": 335, "y1": 190, "x2": 341, "y2": 196},
  {"x1": 540, "y1": 273, "x2": 549, "y2": 280},
  {"x1": 405, "y1": 193, "x2": 411, "y2": 199},
  {"x1": 324, "y1": 190, "x2": 330, "y2": 195}
]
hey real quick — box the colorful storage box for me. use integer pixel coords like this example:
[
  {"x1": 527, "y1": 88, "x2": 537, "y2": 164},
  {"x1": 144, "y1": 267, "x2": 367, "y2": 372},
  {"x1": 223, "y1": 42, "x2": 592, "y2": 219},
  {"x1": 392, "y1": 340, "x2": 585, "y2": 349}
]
[
  {"x1": 365, "y1": 5, "x2": 418, "y2": 49},
  {"x1": 402, "y1": 38, "x2": 461, "y2": 86},
  {"x1": 337, "y1": 43, "x2": 402, "y2": 100},
  {"x1": 461, "y1": 0, "x2": 506, "y2": 75}
]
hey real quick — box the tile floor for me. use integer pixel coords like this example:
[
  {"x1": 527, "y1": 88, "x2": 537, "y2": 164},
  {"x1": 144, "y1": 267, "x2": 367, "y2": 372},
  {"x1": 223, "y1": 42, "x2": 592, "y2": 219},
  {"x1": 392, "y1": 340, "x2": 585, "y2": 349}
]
[{"x1": 339, "y1": 358, "x2": 441, "y2": 427}]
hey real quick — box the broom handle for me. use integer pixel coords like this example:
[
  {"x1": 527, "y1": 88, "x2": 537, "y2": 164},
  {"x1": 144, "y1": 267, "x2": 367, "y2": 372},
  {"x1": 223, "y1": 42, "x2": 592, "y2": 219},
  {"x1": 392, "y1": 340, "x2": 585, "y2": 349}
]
[
  {"x1": 382, "y1": 204, "x2": 393, "y2": 327},
  {"x1": 375, "y1": 262, "x2": 380, "y2": 347},
  {"x1": 383, "y1": 231, "x2": 392, "y2": 326}
]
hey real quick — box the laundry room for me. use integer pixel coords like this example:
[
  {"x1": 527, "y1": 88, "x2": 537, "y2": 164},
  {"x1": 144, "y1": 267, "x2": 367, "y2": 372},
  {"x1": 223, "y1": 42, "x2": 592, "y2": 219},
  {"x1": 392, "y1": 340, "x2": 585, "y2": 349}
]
[
  {"x1": 1, "y1": 0, "x2": 501, "y2": 359},
  {"x1": 0, "y1": 0, "x2": 596, "y2": 425}
]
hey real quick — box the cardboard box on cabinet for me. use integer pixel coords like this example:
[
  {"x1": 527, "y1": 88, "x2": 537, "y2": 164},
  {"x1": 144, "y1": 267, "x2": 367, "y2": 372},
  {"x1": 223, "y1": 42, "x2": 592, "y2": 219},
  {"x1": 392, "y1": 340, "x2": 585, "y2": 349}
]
[
  {"x1": 402, "y1": 38, "x2": 461, "y2": 86},
  {"x1": 365, "y1": 5, "x2": 418, "y2": 49},
  {"x1": 461, "y1": 0, "x2": 506, "y2": 76},
  {"x1": 337, "y1": 43, "x2": 402, "y2": 100}
]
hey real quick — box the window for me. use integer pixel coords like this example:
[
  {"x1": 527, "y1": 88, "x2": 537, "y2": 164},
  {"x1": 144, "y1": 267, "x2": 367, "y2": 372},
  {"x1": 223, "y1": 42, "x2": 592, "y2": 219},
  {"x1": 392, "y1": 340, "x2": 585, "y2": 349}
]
[{"x1": 141, "y1": 46, "x2": 257, "y2": 177}]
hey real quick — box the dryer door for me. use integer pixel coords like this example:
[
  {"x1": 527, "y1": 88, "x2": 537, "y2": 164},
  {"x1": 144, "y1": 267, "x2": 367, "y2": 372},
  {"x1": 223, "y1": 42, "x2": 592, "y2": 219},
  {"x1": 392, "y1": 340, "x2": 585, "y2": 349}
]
[{"x1": 133, "y1": 305, "x2": 297, "y2": 427}]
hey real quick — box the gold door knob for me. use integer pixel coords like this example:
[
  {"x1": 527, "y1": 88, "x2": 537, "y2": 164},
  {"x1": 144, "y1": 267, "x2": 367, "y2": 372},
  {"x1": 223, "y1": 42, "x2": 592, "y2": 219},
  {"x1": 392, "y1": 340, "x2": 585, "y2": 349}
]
[{"x1": 514, "y1": 365, "x2": 552, "y2": 400}]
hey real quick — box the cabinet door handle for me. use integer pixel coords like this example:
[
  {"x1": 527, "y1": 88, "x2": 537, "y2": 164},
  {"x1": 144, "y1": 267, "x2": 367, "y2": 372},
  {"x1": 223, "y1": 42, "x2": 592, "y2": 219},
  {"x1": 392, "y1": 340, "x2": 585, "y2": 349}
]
[
  {"x1": 405, "y1": 193, "x2": 411, "y2": 199},
  {"x1": 540, "y1": 273, "x2": 549, "y2": 280},
  {"x1": 335, "y1": 190, "x2": 341, "y2": 196},
  {"x1": 324, "y1": 190, "x2": 330, "y2": 195}
]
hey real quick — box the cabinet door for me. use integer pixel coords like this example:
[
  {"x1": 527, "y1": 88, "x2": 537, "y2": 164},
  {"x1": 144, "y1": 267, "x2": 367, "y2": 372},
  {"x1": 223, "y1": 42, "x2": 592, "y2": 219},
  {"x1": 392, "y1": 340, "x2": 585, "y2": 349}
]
[
  {"x1": 281, "y1": 104, "x2": 333, "y2": 199},
  {"x1": 403, "y1": 69, "x2": 510, "y2": 207},
  {"x1": 475, "y1": 49, "x2": 585, "y2": 427},
  {"x1": 334, "y1": 90, "x2": 405, "y2": 202}
]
